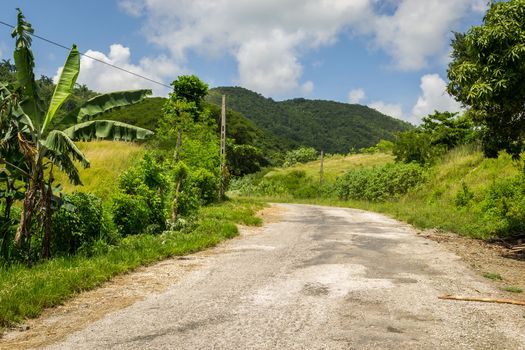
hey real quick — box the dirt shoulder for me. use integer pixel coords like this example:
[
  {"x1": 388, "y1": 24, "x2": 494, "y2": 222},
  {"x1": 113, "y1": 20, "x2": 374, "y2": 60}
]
[
  {"x1": 419, "y1": 229, "x2": 525, "y2": 302},
  {"x1": 0, "y1": 205, "x2": 286, "y2": 350}
]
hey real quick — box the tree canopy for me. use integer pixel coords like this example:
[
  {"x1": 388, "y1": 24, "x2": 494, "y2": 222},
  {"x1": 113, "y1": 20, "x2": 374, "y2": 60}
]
[{"x1": 447, "y1": 0, "x2": 525, "y2": 158}]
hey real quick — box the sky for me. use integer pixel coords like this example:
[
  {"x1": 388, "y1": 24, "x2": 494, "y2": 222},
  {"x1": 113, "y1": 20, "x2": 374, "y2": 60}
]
[{"x1": 0, "y1": 0, "x2": 487, "y2": 124}]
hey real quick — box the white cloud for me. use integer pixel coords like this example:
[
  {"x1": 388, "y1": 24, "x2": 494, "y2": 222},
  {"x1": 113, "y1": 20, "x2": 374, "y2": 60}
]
[
  {"x1": 410, "y1": 73, "x2": 462, "y2": 123},
  {"x1": 369, "y1": 0, "x2": 475, "y2": 70},
  {"x1": 368, "y1": 100, "x2": 403, "y2": 119},
  {"x1": 118, "y1": 0, "x2": 483, "y2": 95},
  {"x1": 54, "y1": 44, "x2": 181, "y2": 96},
  {"x1": 348, "y1": 88, "x2": 366, "y2": 104},
  {"x1": 301, "y1": 81, "x2": 314, "y2": 95},
  {"x1": 471, "y1": 0, "x2": 488, "y2": 13}
]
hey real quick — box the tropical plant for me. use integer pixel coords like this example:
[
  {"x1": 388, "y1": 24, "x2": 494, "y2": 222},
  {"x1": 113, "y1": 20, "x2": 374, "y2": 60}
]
[
  {"x1": 447, "y1": 0, "x2": 525, "y2": 158},
  {"x1": 6, "y1": 9, "x2": 153, "y2": 258}
]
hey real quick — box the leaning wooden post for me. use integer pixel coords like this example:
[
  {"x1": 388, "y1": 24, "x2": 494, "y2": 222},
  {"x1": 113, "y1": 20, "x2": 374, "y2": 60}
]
[{"x1": 219, "y1": 95, "x2": 227, "y2": 200}]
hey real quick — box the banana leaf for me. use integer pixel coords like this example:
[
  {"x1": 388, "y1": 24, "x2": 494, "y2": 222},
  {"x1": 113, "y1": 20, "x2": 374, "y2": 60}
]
[
  {"x1": 58, "y1": 90, "x2": 152, "y2": 127},
  {"x1": 41, "y1": 45, "x2": 80, "y2": 134},
  {"x1": 43, "y1": 130, "x2": 90, "y2": 185},
  {"x1": 11, "y1": 9, "x2": 43, "y2": 131},
  {"x1": 62, "y1": 120, "x2": 154, "y2": 142}
]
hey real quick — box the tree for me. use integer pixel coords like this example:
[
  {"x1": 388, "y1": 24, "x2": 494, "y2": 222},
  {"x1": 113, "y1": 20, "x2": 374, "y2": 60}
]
[
  {"x1": 6, "y1": 9, "x2": 153, "y2": 258},
  {"x1": 447, "y1": 0, "x2": 525, "y2": 158}
]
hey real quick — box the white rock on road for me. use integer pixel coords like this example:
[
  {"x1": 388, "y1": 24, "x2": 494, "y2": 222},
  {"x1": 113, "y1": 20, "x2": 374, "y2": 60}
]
[{"x1": 45, "y1": 204, "x2": 525, "y2": 349}]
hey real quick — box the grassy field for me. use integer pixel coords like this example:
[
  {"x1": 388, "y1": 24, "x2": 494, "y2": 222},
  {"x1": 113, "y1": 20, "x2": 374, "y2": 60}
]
[
  {"x1": 234, "y1": 145, "x2": 524, "y2": 239},
  {"x1": 54, "y1": 141, "x2": 145, "y2": 200},
  {"x1": 266, "y1": 153, "x2": 394, "y2": 182},
  {"x1": 0, "y1": 199, "x2": 265, "y2": 330}
]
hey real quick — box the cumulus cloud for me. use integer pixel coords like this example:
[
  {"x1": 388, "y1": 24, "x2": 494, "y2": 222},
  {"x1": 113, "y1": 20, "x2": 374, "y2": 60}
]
[
  {"x1": 54, "y1": 44, "x2": 181, "y2": 96},
  {"x1": 369, "y1": 0, "x2": 474, "y2": 70},
  {"x1": 348, "y1": 88, "x2": 366, "y2": 104},
  {"x1": 410, "y1": 73, "x2": 463, "y2": 123},
  {"x1": 368, "y1": 100, "x2": 403, "y2": 119},
  {"x1": 118, "y1": 0, "x2": 482, "y2": 96}
]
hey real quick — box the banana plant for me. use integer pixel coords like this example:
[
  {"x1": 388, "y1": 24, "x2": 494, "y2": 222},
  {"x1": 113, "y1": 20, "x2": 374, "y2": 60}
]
[{"x1": 9, "y1": 9, "x2": 154, "y2": 257}]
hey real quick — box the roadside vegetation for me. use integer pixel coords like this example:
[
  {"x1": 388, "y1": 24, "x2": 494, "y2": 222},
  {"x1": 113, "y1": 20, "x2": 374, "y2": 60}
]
[{"x1": 0, "y1": 10, "x2": 266, "y2": 330}]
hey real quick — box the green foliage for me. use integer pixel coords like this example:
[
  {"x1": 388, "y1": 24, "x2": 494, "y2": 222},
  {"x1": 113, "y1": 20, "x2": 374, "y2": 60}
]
[
  {"x1": 447, "y1": 0, "x2": 525, "y2": 158},
  {"x1": 171, "y1": 75, "x2": 208, "y2": 110},
  {"x1": 227, "y1": 142, "x2": 269, "y2": 177},
  {"x1": 483, "y1": 272, "x2": 503, "y2": 281},
  {"x1": 335, "y1": 163, "x2": 427, "y2": 201},
  {"x1": 393, "y1": 111, "x2": 476, "y2": 165},
  {"x1": 52, "y1": 192, "x2": 109, "y2": 255},
  {"x1": 111, "y1": 192, "x2": 150, "y2": 236},
  {"x1": 283, "y1": 147, "x2": 318, "y2": 167},
  {"x1": 478, "y1": 175, "x2": 525, "y2": 236},
  {"x1": 206, "y1": 87, "x2": 412, "y2": 154},
  {"x1": 190, "y1": 168, "x2": 219, "y2": 205},
  {"x1": 113, "y1": 153, "x2": 168, "y2": 236},
  {"x1": 393, "y1": 130, "x2": 444, "y2": 165},
  {"x1": 231, "y1": 169, "x2": 319, "y2": 199},
  {"x1": 0, "y1": 199, "x2": 264, "y2": 329}
]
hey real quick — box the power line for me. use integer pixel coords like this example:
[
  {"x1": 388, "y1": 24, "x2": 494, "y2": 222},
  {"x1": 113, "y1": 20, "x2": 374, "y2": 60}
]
[{"x1": 0, "y1": 20, "x2": 172, "y2": 89}]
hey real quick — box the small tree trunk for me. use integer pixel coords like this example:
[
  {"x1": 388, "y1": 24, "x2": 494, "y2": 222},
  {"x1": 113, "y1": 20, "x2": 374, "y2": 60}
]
[
  {"x1": 41, "y1": 166, "x2": 54, "y2": 259},
  {"x1": 14, "y1": 159, "x2": 43, "y2": 249},
  {"x1": 171, "y1": 179, "x2": 182, "y2": 222}
]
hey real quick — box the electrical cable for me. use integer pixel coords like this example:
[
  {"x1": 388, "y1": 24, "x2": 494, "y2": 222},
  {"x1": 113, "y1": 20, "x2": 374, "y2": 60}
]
[{"x1": 0, "y1": 20, "x2": 172, "y2": 89}]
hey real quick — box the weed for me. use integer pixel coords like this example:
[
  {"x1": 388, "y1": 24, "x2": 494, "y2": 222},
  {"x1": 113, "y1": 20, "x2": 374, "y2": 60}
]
[
  {"x1": 502, "y1": 286, "x2": 523, "y2": 293},
  {"x1": 482, "y1": 272, "x2": 503, "y2": 281}
]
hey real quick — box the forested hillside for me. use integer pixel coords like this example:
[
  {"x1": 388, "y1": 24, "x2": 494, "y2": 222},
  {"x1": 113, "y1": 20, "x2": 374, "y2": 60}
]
[
  {"x1": 207, "y1": 87, "x2": 412, "y2": 154},
  {"x1": 95, "y1": 96, "x2": 288, "y2": 162}
]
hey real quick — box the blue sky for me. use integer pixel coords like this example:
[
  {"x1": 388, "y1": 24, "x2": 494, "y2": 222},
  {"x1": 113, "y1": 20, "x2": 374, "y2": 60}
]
[{"x1": 0, "y1": 0, "x2": 487, "y2": 124}]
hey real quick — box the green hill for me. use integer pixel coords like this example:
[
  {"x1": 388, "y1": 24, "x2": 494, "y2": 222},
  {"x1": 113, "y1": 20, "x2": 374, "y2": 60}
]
[
  {"x1": 95, "y1": 96, "x2": 287, "y2": 159},
  {"x1": 207, "y1": 86, "x2": 412, "y2": 154}
]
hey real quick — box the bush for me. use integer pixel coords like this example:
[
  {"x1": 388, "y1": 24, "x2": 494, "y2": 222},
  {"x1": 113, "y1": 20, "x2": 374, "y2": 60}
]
[
  {"x1": 52, "y1": 192, "x2": 109, "y2": 255},
  {"x1": 190, "y1": 167, "x2": 219, "y2": 205},
  {"x1": 111, "y1": 192, "x2": 150, "y2": 236},
  {"x1": 113, "y1": 153, "x2": 168, "y2": 235},
  {"x1": 283, "y1": 147, "x2": 318, "y2": 167},
  {"x1": 335, "y1": 163, "x2": 427, "y2": 201},
  {"x1": 478, "y1": 176, "x2": 525, "y2": 236}
]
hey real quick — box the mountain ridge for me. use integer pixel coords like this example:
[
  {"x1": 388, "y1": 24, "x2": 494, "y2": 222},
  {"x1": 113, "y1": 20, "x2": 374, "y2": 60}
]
[{"x1": 206, "y1": 86, "x2": 412, "y2": 154}]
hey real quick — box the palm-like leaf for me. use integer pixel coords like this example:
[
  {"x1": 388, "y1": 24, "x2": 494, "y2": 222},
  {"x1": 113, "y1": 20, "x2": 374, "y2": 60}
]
[
  {"x1": 11, "y1": 9, "x2": 43, "y2": 131},
  {"x1": 43, "y1": 130, "x2": 90, "y2": 185},
  {"x1": 62, "y1": 120, "x2": 154, "y2": 141},
  {"x1": 41, "y1": 45, "x2": 80, "y2": 134},
  {"x1": 58, "y1": 90, "x2": 152, "y2": 127}
]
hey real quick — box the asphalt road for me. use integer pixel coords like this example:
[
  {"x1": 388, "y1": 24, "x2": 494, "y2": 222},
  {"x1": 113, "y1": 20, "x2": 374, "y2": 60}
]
[{"x1": 46, "y1": 204, "x2": 525, "y2": 350}]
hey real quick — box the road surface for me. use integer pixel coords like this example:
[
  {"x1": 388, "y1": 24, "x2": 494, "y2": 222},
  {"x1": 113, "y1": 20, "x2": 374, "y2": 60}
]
[{"x1": 45, "y1": 204, "x2": 525, "y2": 349}]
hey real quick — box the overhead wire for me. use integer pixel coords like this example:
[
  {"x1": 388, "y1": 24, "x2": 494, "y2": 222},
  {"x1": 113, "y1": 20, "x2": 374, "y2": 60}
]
[{"x1": 0, "y1": 19, "x2": 172, "y2": 89}]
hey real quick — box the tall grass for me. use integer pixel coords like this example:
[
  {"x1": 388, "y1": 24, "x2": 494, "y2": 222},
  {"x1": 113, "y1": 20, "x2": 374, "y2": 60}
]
[
  {"x1": 54, "y1": 141, "x2": 145, "y2": 200},
  {"x1": 0, "y1": 199, "x2": 264, "y2": 329},
  {"x1": 234, "y1": 145, "x2": 525, "y2": 239}
]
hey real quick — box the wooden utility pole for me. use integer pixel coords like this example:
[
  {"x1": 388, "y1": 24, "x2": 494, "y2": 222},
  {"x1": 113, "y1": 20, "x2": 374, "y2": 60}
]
[
  {"x1": 319, "y1": 150, "x2": 324, "y2": 188},
  {"x1": 219, "y1": 95, "x2": 227, "y2": 200}
]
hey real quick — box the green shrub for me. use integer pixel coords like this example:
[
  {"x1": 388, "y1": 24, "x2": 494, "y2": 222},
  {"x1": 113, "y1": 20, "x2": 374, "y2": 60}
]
[
  {"x1": 111, "y1": 192, "x2": 150, "y2": 236},
  {"x1": 283, "y1": 147, "x2": 318, "y2": 167},
  {"x1": 52, "y1": 192, "x2": 108, "y2": 255},
  {"x1": 479, "y1": 176, "x2": 525, "y2": 236},
  {"x1": 335, "y1": 163, "x2": 427, "y2": 201},
  {"x1": 190, "y1": 167, "x2": 219, "y2": 205}
]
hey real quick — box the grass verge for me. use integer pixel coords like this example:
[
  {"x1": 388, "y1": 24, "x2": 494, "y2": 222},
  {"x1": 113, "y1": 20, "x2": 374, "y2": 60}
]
[{"x1": 0, "y1": 198, "x2": 265, "y2": 330}]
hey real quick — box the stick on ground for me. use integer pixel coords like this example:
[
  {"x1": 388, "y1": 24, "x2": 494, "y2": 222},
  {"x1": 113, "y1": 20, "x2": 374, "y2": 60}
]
[{"x1": 439, "y1": 294, "x2": 525, "y2": 306}]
